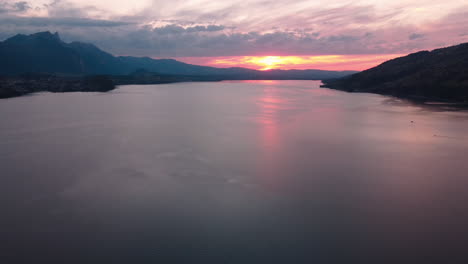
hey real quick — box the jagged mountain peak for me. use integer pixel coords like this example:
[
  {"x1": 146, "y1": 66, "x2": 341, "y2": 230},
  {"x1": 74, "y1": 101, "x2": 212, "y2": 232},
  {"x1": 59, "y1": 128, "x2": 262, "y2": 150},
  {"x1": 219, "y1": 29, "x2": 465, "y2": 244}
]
[{"x1": 5, "y1": 31, "x2": 61, "y2": 44}]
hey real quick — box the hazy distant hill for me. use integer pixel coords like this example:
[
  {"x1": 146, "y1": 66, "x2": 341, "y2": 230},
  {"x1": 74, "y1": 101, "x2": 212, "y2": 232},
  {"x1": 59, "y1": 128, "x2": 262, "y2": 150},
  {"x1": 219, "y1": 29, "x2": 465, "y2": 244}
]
[
  {"x1": 0, "y1": 31, "x2": 356, "y2": 79},
  {"x1": 322, "y1": 43, "x2": 468, "y2": 102}
]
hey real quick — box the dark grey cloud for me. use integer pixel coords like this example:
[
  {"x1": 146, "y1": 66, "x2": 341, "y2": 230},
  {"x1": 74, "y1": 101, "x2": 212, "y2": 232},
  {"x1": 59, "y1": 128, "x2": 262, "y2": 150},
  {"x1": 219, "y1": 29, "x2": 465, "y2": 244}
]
[
  {"x1": 327, "y1": 35, "x2": 360, "y2": 42},
  {"x1": 188, "y1": 25, "x2": 225, "y2": 32},
  {"x1": 409, "y1": 33, "x2": 425, "y2": 40},
  {"x1": 151, "y1": 24, "x2": 185, "y2": 34},
  {"x1": 0, "y1": 1, "x2": 31, "y2": 13},
  {"x1": 0, "y1": 18, "x2": 429, "y2": 57},
  {"x1": 13, "y1": 1, "x2": 30, "y2": 11},
  {"x1": 68, "y1": 28, "x2": 393, "y2": 57}
]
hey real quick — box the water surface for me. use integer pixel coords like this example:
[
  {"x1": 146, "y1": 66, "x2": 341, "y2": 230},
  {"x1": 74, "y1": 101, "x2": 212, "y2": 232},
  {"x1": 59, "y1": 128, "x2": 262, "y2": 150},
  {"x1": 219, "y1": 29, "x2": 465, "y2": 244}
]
[{"x1": 2, "y1": 80, "x2": 468, "y2": 263}]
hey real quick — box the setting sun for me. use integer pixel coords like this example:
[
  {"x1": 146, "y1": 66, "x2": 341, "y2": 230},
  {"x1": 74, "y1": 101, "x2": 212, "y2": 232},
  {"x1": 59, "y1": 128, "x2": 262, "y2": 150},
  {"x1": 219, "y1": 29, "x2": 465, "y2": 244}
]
[{"x1": 247, "y1": 56, "x2": 286, "y2": 70}]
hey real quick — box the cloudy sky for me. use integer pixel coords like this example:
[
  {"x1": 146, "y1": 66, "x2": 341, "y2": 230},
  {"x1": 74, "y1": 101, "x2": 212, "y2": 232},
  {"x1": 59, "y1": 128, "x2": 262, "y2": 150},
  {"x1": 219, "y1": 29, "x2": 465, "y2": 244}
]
[{"x1": 1, "y1": 0, "x2": 467, "y2": 70}]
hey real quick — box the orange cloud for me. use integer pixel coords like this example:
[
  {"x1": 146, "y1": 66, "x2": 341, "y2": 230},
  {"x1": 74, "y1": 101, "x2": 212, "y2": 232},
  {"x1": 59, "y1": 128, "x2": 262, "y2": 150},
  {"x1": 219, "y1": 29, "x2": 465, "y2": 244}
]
[{"x1": 176, "y1": 54, "x2": 405, "y2": 71}]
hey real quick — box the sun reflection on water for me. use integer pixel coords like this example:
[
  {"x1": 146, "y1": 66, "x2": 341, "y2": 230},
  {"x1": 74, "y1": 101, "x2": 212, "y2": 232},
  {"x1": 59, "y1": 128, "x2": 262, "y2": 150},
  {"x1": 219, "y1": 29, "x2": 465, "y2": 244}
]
[{"x1": 255, "y1": 84, "x2": 286, "y2": 190}]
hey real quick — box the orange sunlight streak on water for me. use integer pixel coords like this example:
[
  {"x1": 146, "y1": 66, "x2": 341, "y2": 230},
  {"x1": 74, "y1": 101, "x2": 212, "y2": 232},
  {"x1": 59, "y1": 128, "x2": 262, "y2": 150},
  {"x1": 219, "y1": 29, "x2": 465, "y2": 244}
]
[{"x1": 256, "y1": 84, "x2": 282, "y2": 190}]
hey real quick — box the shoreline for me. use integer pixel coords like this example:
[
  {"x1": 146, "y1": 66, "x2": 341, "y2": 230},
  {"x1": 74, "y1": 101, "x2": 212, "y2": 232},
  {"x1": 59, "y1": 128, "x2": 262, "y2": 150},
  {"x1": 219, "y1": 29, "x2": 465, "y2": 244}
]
[
  {"x1": 0, "y1": 75, "x2": 324, "y2": 99},
  {"x1": 320, "y1": 83, "x2": 468, "y2": 107},
  {"x1": 0, "y1": 75, "x2": 115, "y2": 99}
]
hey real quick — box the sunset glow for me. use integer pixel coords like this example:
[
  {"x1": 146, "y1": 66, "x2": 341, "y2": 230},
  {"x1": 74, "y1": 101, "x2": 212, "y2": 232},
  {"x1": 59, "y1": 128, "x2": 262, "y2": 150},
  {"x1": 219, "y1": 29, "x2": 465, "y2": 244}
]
[
  {"x1": 248, "y1": 56, "x2": 290, "y2": 70},
  {"x1": 1, "y1": 0, "x2": 467, "y2": 66},
  {"x1": 176, "y1": 54, "x2": 405, "y2": 71}
]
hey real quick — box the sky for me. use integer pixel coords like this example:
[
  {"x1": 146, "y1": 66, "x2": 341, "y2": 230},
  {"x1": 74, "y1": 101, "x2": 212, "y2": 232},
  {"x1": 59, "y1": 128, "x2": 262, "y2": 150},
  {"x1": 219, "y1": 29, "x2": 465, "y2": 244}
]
[{"x1": 0, "y1": 0, "x2": 467, "y2": 70}]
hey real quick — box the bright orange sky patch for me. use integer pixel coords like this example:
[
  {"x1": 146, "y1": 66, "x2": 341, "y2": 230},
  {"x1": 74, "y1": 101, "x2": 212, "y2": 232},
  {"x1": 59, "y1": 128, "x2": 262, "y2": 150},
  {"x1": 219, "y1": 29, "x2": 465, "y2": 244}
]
[{"x1": 175, "y1": 54, "x2": 405, "y2": 71}]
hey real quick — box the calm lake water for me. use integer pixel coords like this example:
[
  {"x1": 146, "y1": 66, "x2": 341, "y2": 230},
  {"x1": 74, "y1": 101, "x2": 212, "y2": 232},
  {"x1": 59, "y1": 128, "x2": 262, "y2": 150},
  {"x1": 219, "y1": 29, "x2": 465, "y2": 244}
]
[{"x1": 2, "y1": 80, "x2": 468, "y2": 263}]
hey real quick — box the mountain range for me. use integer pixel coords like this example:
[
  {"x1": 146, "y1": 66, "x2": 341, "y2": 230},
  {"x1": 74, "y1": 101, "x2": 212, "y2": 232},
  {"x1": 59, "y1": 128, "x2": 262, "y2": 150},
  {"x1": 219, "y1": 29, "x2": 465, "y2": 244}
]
[
  {"x1": 322, "y1": 42, "x2": 468, "y2": 102},
  {"x1": 0, "y1": 31, "x2": 356, "y2": 79},
  {"x1": 3, "y1": 31, "x2": 467, "y2": 102}
]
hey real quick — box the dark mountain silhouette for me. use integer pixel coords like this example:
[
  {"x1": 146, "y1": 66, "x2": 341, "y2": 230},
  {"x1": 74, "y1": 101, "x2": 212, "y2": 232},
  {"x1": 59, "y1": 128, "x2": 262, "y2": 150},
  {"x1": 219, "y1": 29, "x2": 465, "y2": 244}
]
[
  {"x1": 67, "y1": 41, "x2": 124, "y2": 74},
  {"x1": 0, "y1": 31, "x2": 356, "y2": 79},
  {"x1": 322, "y1": 43, "x2": 468, "y2": 102},
  {"x1": 0, "y1": 32, "x2": 84, "y2": 74}
]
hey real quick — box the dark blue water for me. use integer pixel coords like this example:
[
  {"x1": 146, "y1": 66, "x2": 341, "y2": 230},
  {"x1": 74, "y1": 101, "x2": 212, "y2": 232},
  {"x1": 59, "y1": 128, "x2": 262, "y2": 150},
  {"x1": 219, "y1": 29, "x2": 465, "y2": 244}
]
[{"x1": 2, "y1": 80, "x2": 468, "y2": 263}]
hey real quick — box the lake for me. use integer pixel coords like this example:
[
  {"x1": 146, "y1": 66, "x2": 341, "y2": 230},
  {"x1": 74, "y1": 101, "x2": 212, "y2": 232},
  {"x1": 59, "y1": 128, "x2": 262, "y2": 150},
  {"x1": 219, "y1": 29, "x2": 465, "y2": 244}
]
[{"x1": 2, "y1": 80, "x2": 468, "y2": 263}]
